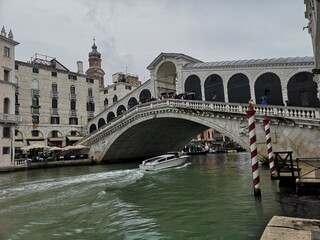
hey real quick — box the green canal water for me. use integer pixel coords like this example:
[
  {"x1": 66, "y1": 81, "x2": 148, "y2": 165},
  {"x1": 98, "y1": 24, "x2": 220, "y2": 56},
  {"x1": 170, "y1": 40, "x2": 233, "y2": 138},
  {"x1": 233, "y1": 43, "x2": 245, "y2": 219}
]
[{"x1": 0, "y1": 153, "x2": 319, "y2": 240}]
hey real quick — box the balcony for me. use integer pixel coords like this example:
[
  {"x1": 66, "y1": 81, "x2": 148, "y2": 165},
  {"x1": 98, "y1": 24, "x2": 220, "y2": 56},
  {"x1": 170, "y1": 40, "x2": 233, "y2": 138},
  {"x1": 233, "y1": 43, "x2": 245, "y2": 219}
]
[
  {"x1": 51, "y1": 108, "x2": 59, "y2": 115},
  {"x1": 69, "y1": 93, "x2": 77, "y2": 100},
  {"x1": 87, "y1": 111, "x2": 94, "y2": 119},
  {"x1": 0, "y1": 113, "x2": 22, "y2": 123},
  {"x1": 50, "y1": 91, "x2": 59, "y2": 98},
  {"x1": 87, "y1": 96, "x2": 94, "y2": 102},
  {"x1": 31, "y1": 89, "x2": 40, "y2": 96},
  {"x1": 31, "y1": 107, "x2": 40, "y2": 115},
  {"x1": 69, "y1": 109, "x2": 77, "y2": 116}
]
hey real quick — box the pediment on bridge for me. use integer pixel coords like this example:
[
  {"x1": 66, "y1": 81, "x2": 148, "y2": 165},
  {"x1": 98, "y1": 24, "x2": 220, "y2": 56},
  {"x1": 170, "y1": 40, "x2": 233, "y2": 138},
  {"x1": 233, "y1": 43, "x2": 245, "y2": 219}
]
[{"x1": 147, "y1": 52, "x2": 203, "y2": 70}]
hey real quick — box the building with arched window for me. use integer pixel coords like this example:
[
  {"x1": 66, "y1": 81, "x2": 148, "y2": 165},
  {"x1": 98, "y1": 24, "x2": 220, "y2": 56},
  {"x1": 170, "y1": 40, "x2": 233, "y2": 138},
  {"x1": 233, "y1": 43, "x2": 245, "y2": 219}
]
[
  {"x1": 0, "y1": 26, "x2": 21, "y2": 167},
  {"x1": 15, "y1": 43, "x2": 101, "y2": 151}
]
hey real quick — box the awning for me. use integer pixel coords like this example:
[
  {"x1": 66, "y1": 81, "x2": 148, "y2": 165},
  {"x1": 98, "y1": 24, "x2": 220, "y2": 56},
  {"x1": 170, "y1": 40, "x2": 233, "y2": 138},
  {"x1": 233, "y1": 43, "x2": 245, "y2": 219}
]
[
  {"x1": 49, "y1": 137, "x2": 64, "y2": 141},
  {"x1": 67, "y1": 136, "x2": 83, "y2": 141},
  {"x1": 28, "y1": 141, "x2": 45, "y2": 145},
  {"x1": 14, "y1": 141, "x2": 25, "y2": 148}
]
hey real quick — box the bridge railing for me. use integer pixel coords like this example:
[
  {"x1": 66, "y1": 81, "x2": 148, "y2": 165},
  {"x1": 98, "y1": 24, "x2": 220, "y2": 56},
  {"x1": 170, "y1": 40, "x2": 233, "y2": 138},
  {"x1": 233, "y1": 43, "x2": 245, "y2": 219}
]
[{"x1": 80, "y1": 99, "x2": 320, "y2": 145}]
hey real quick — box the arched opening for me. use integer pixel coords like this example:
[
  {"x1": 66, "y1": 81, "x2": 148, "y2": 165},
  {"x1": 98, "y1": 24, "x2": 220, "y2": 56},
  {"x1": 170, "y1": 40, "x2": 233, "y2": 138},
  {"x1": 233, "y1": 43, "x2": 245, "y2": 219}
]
[
  {"x1": 204, "y1": 74, "x2": 225, "y2": 102},
  {"x1": 287, "y1": 72, "x2": 320, "y2": 107},
  {"x1": 117, "y1": 105, "x2": 126, "y2": 116},
  {"x1": 89, "y1": 124, "x2": 97, "y2": 133},
  {"x1": 128, "y1": 97, "x2": 138, "y2": 109},
  {"x1": 255, "y1": 72, "x2": 283, "y2": 105},
  {"x1": 98, "y1": 118, "x2": 106, "y2": 128},
  {"x1": 139, "y1": 89, "x2": 152, "y2": 103},
  {"x1": 107, "y1": 112, "x2": 116, "y2": 122},
  {"x1": 47, "y1": 130, "x2": 63, "y2": 147},
  {"x1": 156, "y1": 61, "x2": 177, "y2": 97},
  {"x1": 185, "y1": 75, "x2": 202, "y2": 100},
  {"x1": 104, "y1": 98, "x2": 108, "y2": 109},
  {"x1": 4, "y1": 98, "x2": 10, "y2": 114},
  {"x1": 32, "y1": 96, "x2": 39, "y2": 106},
  {"x1": 52, "y1": 98, "x2": 58, "y2": 108},
  {"x1": 113, "y1": 95, "x2": 118, "y2": 103},
  {"x1": 227, "y1": 73, "x2": 251, "y2": 103}
]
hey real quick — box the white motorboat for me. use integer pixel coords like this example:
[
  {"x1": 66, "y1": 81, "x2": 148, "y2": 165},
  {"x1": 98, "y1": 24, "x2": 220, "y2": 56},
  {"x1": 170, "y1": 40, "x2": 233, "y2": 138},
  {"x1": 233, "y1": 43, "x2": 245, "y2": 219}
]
[{"x1": 139, "y1": 153, "x2": 189, "y2": 171}]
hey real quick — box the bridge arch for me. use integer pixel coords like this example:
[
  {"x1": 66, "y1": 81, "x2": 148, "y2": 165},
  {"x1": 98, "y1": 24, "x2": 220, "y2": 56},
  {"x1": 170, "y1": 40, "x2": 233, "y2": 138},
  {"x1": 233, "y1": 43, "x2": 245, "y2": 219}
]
[
  {"x1": 107, "y1": 111, "x2": 116, "y2": 122},
  {"x1": 228, "y1": 73, "x2": 251, "y2": 103},
  {"x1": 139, "y1": 89, "x2": 152, "y2": 103},
  {"x1": 185, "y1": 74, "x2": 202, "y2": 100},
  {"x1": 117, "y1": 105, "x2": 126, "y2": 116},
  {"x1": 99, "y1": 112, "x2": 249, "y2": 161},
  {"x1": 204, "y1": 74, "x2": 225, "y2": 102},
  {"x1": 287, "y1": 71, "x2": 320, "y2": 107},
  {"x1": 254, "y1": 72, "x2": 283, "y2": 105},
  {"x1": 98, "y1": 118, "x2": 106, "y2": 128},
  {"x1": 156, "y1": 61, "x2": 177, "y2": 95},
  {"x1": 128, "y1": 97, "x2": 138, "y2": 109},
  {"x1": 89, "y1": 124, "x2": 97, "y2": 133}
]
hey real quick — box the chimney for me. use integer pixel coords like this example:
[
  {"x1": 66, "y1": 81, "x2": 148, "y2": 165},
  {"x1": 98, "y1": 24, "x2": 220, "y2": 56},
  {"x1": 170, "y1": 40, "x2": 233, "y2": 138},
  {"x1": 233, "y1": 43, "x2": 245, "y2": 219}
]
[{"x1": 77, "y1": 61, "x2": 84, "y2": 74}]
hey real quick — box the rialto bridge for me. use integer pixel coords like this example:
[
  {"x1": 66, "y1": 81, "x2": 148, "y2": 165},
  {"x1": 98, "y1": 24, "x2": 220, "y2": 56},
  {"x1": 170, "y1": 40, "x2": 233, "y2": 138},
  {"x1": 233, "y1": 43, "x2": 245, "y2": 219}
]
[
  {"x1": 78, "y1": 99, "x2": 320, "y2": 162},
  {"x1": 80, "y1": 52, "x2": 320, "y2": 162}
]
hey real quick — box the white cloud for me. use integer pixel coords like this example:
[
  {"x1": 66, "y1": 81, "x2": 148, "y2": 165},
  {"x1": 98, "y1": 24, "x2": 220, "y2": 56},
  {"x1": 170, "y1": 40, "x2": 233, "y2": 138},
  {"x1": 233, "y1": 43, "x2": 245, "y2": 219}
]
[{"x1": 0, "y1": 0, "x2": 313, "y2": 85}]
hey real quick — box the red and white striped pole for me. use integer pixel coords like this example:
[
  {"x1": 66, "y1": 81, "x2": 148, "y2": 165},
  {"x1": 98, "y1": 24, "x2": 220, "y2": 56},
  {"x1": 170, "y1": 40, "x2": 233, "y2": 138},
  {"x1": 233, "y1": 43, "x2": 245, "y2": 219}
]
[
  {"x1": 246, "y1": 102, "x2": 261, "y2": 197},
  {"x1": 263, "y1": 115, "x2": 276, "y2": 178}
]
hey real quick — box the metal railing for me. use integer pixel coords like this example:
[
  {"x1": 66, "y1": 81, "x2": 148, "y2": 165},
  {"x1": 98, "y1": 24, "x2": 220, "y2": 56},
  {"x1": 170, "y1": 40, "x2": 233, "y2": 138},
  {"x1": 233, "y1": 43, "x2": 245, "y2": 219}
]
[
  {"x1": 69, "y1": 94, "x2": 77, "y2": 100},
  {"x1": 51, "y1": 108, "x2": 59, "y2": 115},
  {"x1": 50, "y1": 91, "x2": 59, "y2": 98},
  {"x1": 69, "y1": 109, "x2": 77, "y2": 116},
  {"x1": 31, "y1": 89, "x2": 40, "y2": 96},
  {"x1": 0, "y1": 113, "x2": 22, "y2": 123},
  {"x1": 296, "y1": 158, "x2": 320, "y2": 181}
]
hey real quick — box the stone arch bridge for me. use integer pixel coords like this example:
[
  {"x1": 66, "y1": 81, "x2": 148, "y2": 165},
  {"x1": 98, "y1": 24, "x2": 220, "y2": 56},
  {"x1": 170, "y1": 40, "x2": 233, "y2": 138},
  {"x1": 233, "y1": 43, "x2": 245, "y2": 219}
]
[{"x1": 78, "y1": 99, "x2": 320, "y2": 162}]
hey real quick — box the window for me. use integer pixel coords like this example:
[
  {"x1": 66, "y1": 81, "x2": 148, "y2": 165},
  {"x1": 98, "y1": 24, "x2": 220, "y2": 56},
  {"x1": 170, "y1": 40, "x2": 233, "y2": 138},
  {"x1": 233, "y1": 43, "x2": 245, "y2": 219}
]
[
  {"x1": 3, "y1": 147, "x2": 10, "y2": 155},
  {"x1": 32, "y1": 96, "x2": 39, "y2": 106},
  {"x1": 32, "y1": 115, "x2": 39, "y2": 124},
  {"x1": 3, "y1": 127, "x2": 10, "y2": 138},
  {"x1": 52, "y1": 83, "x2": 57, "y2": 92},
  {"x1": 52, "y1": 98, "x2": 58, "y2": 108},
  {"x1": 51, "y1": 131, "x2": 58, "y2": 138},
  {"x1": 52, "y1": 71, "x2": 57, "y2": 77},
  {"x1": 125, "y1": 85, "x2": 132, "y2": 90},
  {"x1": 88, "y1": 88, "x2": 92, "y2": 97},
  {"x1": 4, "y1": 98, "x2": 10, "y2": 114},
  {"x1": 32, "y1": 67, "x2": 39, "y2": 73},
  {"x1": 113, "y1": 95, "x2": 118, "y2": 103},
  {"x1": 104, "y1": 98, "x2": 108, "y2": 106},
  {"x1": 15, "y1": 64, "x2": 19, "y2": 70},
  {"x1": 51, "y1": 117, "x2": 60, "y2": 124},
  {"x1": 31, "y1": 79, "x2": 39, "y2": 89},
  {"x1": 86, "y1": 78, "x2": 94, "y2": 83},
  {"x1": 70, "y1": 85, "x2": 75, "y2": 94},
  {"x1": 4, "y1": 69, "x2": 10, "y2": 82},
  {"x1": 87, "y1": 102, "x2": 95, "y2": 111},
  {"x1": 68, "y1": 74, "x2": 77, "y2": 80},
  {"x1": 113, "y1": 86, "x2": 117, "y2": 91},
  {"x1": 31, "y1": 130, "x2": 39, "y2": 137},
  {"x1": 70, "y1": 99, "x2": 76, "y2": 110},
  {"x1": 69, "y1": 117, "x2": 78, "y2": 125},
  {"x1": 3, "y1": 46, "x2": 10, "y2": 57},
  {"x1": 104, "y1": 89, "x2": 108, "y2": 94}
]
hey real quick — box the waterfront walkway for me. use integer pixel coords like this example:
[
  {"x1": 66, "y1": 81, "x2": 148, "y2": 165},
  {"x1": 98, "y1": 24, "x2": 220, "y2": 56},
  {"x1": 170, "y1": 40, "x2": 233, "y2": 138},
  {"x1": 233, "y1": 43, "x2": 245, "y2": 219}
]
[
  {"x1": 261, "y1": 216, "x2": 320, "y2": 240},
  {"x1": 0, "y1": 159, "x2": 93, "y2": 173}
]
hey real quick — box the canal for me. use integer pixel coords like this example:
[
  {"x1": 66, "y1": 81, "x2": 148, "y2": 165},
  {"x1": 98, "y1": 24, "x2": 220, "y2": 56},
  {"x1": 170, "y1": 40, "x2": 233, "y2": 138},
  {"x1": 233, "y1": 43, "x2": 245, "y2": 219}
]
[{"x1": 0, "y1": 153, "x2": 319, "y2": 240}]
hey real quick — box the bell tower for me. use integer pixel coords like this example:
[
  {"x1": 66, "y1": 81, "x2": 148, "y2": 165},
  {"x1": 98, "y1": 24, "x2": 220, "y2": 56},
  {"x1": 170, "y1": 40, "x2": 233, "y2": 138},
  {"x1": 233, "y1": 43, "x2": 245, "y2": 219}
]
[{"x1": 86, "y1": 38, "x2": 105, "y2": 88}]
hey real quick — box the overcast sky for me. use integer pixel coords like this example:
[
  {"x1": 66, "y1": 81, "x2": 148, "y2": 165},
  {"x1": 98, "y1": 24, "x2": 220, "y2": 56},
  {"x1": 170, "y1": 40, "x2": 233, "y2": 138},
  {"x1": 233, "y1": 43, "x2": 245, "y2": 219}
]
[{"x1": 0, "y1": 0, "x2": 313, "y2": 85}]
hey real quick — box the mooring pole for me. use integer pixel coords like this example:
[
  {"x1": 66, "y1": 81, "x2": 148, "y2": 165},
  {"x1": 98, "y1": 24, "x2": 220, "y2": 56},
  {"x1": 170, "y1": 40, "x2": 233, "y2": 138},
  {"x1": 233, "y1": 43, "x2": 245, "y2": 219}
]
[
  {"x1": 263, "y1": 115, "x2": 276, "y2": 178},
  {"x1": 246, "y1": 103, "x2": 261, "y2": 197}
]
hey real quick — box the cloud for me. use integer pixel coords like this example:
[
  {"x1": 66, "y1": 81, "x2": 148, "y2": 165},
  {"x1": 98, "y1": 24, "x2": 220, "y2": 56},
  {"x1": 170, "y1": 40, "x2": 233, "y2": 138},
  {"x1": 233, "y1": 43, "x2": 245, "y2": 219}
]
[{"x1": 0, "y1": 0, "x2": 313, "y2": 85}]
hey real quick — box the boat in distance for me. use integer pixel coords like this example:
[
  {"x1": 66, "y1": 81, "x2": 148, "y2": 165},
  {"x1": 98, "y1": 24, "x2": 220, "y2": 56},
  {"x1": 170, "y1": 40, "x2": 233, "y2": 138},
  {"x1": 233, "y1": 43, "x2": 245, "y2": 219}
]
[{"x1": 139, "y1": 153, "x2": 189, "y2": 171}]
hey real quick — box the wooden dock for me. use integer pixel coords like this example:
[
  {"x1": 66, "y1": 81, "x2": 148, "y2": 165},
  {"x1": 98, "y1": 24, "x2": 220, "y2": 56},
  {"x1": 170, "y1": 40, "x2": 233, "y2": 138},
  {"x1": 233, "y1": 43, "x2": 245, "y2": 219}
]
[{"x1": 261, "y1": 216, "x2": 320, "y2": 240}]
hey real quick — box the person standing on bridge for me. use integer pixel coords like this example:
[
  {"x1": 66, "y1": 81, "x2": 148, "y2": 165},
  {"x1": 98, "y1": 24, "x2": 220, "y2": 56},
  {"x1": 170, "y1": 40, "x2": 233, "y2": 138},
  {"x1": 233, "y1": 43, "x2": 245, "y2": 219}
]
[{"x1": 260, "y1": 96, "x2": 268, "y2": 105}]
